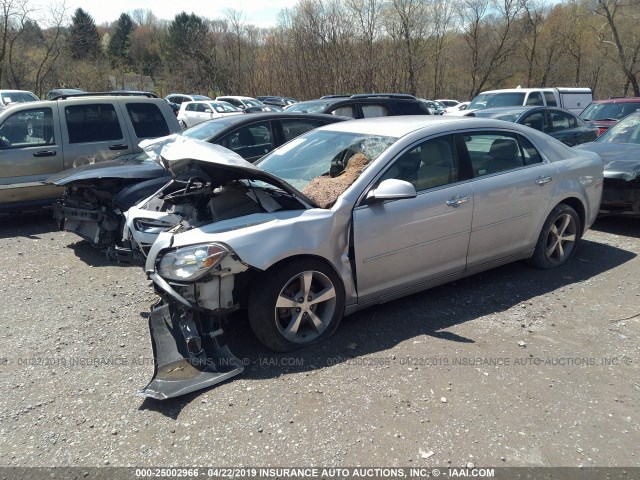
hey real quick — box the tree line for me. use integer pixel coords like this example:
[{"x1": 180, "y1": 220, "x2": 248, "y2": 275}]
[{"x1": 1, "y1": 0, "x2": 639, "y2": 102}]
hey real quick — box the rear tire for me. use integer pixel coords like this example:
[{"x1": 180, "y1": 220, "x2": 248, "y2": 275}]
[
  {"x1": 248, "y1": 259, "x2": 345, "y2": 352},
  {"x1": 528, "y1": 203, "x2": 581, "y2": 269}
]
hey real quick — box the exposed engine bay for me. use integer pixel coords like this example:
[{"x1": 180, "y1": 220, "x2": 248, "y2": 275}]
[{"x1": 125, "y1": 164, "x2": 307, "y2": 258}]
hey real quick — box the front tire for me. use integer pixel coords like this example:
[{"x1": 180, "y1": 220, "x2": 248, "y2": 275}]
[
  {"x1": 248, "y1": 259, "x2": 345, "y2": 352},
  {"x1": 528, "y1": 203, "x2": 581, "y2": 269}
]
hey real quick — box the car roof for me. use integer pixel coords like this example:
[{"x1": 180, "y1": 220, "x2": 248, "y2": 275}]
[
  {"x1": 473, "y1": 106, "x2": 570, "y2": 115},
  {"x1": 217, "y1": 95, "x2": 257, "y2": 100},
  {"x1": 186, "y1": 112, "x2": 349, "y2": 130},
  {"x1": 315, "y1": 115, "x2": 527, "y2": 137},
  {"x1": 588, "y1": 97, "x2": 640, "y2": 104}
]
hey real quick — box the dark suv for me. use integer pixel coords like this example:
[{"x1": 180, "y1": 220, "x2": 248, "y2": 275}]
[
  {"x1": 284, "y1": 93, "x2": 431, "y2": 118},
  {"x1": 579, "y1": 97, "x2": 640, "y2": 135}
]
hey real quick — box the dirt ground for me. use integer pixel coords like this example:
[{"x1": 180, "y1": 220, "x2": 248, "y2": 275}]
[{"x1": 0, "y1": 211, "x2": 638, "y2": 468}]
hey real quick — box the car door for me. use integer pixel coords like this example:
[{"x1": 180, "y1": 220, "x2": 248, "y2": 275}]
[
  {"x1": 352, "y1": 135, "x2": 473, "y2": 303},
  {"x1": 59, "y1": 102, "x2": 133, "y2": 168},
  {"x1": 0, "y1": 105, "x2": 63, "y2": 204},
  {"x1": 461, "y1": 130, "x2": 557, "y2": 268}
]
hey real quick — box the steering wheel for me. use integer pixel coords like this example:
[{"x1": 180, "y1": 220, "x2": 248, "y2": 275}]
[{"x1": 329, "y1": 148, "x2": 356, "y2": 177}]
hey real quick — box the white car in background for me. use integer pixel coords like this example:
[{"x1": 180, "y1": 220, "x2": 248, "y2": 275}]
[
  {"x1": 444, "y1": 101, "x2": 470, "y2": 115},
  {"x1": 0, "y1": 89, "x2": 39, "y2": 107},
  {"x1": 436, "y1": 99, "x2": 462, "y2": 113},
  {"x1": 216, "y1": 95, "x2": 268, "y2": 112},
  {"x1": 177, "y1": 100, "x2": 243, "y2": 128}
]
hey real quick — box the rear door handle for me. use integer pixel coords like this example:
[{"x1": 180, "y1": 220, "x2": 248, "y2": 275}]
[
  {"x1": 33, "y1": 150, "x2": 56, "y2": 157},
  {"x1": 535, "y1": 176, "x2": 552, "y2": 185},
  {"x1": 109, "y1": 144, "x2": 129, "y2": 150},
  {"x1": 446, "y1": 195, "x2": 469, "y2": 207}
]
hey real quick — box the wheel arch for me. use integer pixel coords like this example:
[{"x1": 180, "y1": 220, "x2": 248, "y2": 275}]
[
  {"x1": 236, "y1": 254, "x2": 346, "y2": 308},
  {"x1": 555, "y1": 196, "x2": 586, "y2": 236}
]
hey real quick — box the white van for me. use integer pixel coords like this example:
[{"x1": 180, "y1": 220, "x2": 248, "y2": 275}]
[{"x1": 450, "y1": 87, "x2": 592, "y2": 115}]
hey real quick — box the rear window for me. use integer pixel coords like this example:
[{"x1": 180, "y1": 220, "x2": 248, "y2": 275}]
[
  {"x1": 126, "y1": 103, "x2": 170, "y2": 138},
  {"x1": 394, "y1": 101, "x2": 431, "y2": 115}
]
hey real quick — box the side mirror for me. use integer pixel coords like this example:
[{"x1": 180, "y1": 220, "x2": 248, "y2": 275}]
[
  {"x1": 204, "y1": 108, "x2": 213, "y2": 114},
  {"x1": 366, "y1": 179, "x2": 417, "y2": 204}
]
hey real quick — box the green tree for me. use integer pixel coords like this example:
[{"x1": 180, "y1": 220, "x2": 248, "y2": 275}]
[
  {"x1": 165, "y1": 12, "x2": 209, "y2": 59},
  {"x1": 108, "y1": 13, "x2": 134, "y2": 67},
  {"x1": 66, "y1": 8, "x2": 101, "y2": 60}
]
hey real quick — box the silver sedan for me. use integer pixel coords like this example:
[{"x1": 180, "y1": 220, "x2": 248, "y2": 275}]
[{"x1": 139, "y1": 116, "x2": 603, "y2": 399}]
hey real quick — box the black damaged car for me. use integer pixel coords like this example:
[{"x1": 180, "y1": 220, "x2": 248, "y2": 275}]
[{"x1": 47, "y1": 112, "x2": 349, "y2": 258}]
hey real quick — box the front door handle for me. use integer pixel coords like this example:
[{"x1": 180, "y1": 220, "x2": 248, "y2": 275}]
[
  {"x1": 535, "y1": 176, "x2": 552, "y2": 185},
  {"x1": 446, "y1": 195, "x2": 469, "y2": 207},
  {"x1": 33, "y1": 150, "x2": 56, "y2": 157},
  {"x1": 109, "y1": 144, "x2": 129, "y2": 150}
]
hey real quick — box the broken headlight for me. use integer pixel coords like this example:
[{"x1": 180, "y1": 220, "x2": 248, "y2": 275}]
[
  {"x1": 158, "y1": 243, "x2": 228, "y2": 281},
  {"x1": 134, "y1": 218, "x2": 176, "y2": 234}
]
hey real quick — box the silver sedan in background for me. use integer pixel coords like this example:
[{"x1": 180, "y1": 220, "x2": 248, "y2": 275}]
[{"x1": 138, "y1": 116, "x2": 604, "y2": 399}]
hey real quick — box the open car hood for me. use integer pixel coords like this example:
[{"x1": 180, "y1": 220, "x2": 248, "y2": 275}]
[
  {"x1": 139, "y1": 135, "x2": 316, "y2": 206},
  {"x1": 575, "y1": 143, "x2": 640, "y2": 181}
]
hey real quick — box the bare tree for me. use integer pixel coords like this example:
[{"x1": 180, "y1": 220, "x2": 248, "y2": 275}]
[
  {"x1": 383, "y1": 0, "x2": 431, "y2": 95},
  {"x1": 428, "y1": 0, "x2": 457, "y2": 98},
  {"x1": 344, "y1": 0, "x2": 383, "y2": 92},
  {"x1": 458, "y1": 0, "x2": 522, "y2": 97},
  {"x1": 519, "y1": 0, "x2": 546, "y2": 87},
  {"x1": 592, "y1": 0, "x2": 640, "y2": 96},
  {"x1": 0, "y1": 0, "x2": 30, "y2": 86}
]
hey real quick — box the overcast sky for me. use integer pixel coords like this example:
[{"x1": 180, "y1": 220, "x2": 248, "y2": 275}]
[{"x1": 62, "y1": 0, "x2": 299, "y2": 28}]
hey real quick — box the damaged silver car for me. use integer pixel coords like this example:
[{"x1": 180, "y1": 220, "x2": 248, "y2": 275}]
[{"x1": 139, "y1": 116, "x2": 604, "y2": 399}]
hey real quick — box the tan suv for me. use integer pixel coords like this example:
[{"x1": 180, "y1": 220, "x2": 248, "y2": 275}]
[{"x1": 0, "y1": 92, "x2": 180, "y2": 212}]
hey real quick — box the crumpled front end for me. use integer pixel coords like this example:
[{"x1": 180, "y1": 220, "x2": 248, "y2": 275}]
[
  {"x1": 52, "y1": 185, "x2": 122, "y2": 249},
  {"x1": 140, "y1": 230, "x2": 250, "y2": 399},
  {"x1": 141, "y1": 300, "x2": 244, "y2": 400}
]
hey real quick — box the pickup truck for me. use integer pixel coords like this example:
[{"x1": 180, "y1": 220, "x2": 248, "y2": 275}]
[
  {"x1": 449, "y1": 87, "x2": 593, "y2": 116},
  {"x1": 0, "y1": 93, "x2": 180, "y2": 212}
]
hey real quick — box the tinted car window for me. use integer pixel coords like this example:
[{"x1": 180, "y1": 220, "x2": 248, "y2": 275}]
[
  {"x1": 521, "y1": 112, "x2": 549, "y2": 133},
  {"x1": 544, "y1": 92, "x2": 557, "y2": 106},
  {"x1": 65, "y1": 104, "x2": 123, "y2": 143},
  {"x1": 550, "y1": 111, "x2": 575, "y2": 130},
  {"x1": 0, "y1": 107, "x2": 54, "y2": 148},
  {"x1": 221, "y1": 121, "x2": 274, "y2": 159},
  {"x1": 380, "y1": 135, "x2": 458, "y2": 191},
  {"x1": 526, "y1": 92, "x2": 543, "y2": 106},
  {"x1": 280, "y1": 119, "x2": 326, "y2": 142},
  {"x1": 126, "y1": 103, "x2": 171, "y2": 138},
  {"x1": 394, "y1": 101, "x2": 430, "y2": 115}
]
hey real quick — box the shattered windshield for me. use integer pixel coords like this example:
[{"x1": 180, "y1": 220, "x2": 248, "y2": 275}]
[
  {"x1": 596, "y1": 114, "x2": 640, "y2": 144},
  {"x1": 256, "y1": 130, "x2": 396, "y2": 207}
]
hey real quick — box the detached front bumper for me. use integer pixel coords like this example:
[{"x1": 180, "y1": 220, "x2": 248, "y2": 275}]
[{"x1": 140, "y1": 300, "x2": 244, "y2": 400}]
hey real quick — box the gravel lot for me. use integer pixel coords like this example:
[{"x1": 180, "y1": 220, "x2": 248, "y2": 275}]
[{"x1": 0, "y1": 211, "x2": 639, "y2": 468}]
